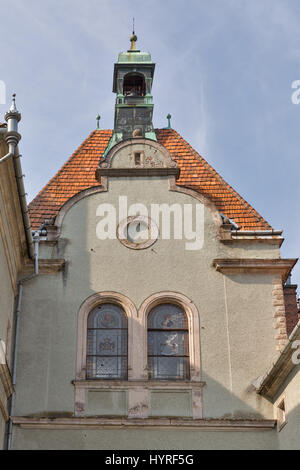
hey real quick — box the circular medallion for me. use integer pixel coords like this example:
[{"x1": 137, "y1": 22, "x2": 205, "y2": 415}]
[{"x1": 117, "y1": 216, "x2": 158, "y2": 250}]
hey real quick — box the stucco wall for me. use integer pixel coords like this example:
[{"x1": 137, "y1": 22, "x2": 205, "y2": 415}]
[
  {"x1": 12, "y1": 427, "x2": 278, "y2": 450},
  {"x1": 12, "y1": 176, "x2": 282, "y2": 449},
  {"x1": 275, "y1": 365, "x2": 300, "y2": 450}
]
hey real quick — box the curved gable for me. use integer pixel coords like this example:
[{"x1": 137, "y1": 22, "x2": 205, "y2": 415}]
[{"x1": 28, "y1": 128, "x2": 272, "y2": 231}]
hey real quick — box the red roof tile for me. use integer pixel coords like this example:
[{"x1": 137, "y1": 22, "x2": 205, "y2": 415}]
[{"x1": 28, "y1": 128, "x2": 272, "y2": 231}]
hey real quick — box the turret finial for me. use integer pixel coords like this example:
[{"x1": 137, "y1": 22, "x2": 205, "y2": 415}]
[
  {"x1": 167, "y1": 113, "x2": 172, "y2": 129},
  {"x1": 96, "y1": 114, "x2": 101, "y2": 129},
  {"x1": 5, "y1": 93, "x2": 21, "y2": 127},
  {"x1": 130, "y1": 18, "x2": 137, "y2": 51},
  {"x1": 4, "y1": 92, "x2": 21, "y2": 137},
  {"x1": 9, "y1": 93, "x2": 18, "y2": 113}
]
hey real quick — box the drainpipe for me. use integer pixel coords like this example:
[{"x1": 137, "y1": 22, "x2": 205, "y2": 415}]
[
  {"x1": 0, "y1": 94, "x2": 34, "y2": 259},
  {"x1": 6, "y1": 231, "x2": 41, "y2": 450}
]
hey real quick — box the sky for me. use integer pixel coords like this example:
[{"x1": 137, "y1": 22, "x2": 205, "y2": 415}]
[{"x1": 0, "y1": 0, "x2": 299, "y2": 288}]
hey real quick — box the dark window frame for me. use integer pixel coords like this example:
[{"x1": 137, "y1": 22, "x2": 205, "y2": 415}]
[
  {"x1": 86, "y1": 303, "x2": 128, "y2": 380},
  {"x1": 147, "y1": 303, "x2": 190, "y2": 381}
]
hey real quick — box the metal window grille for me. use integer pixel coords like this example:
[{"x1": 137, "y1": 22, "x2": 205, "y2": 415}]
[
  {"x1": 86, "y1": 303, "x2": 128, "y2": 380},
  {"x1": 147, "y1": 304, "x2": 190, "y2": 380}
]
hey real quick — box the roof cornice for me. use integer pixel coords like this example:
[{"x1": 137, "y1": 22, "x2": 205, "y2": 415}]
[
  {"x1": 213, "y1": 258, "x2": 298, "y2": 283},
  {"x1": 256, "y1": 321, "x2": 300, "y2": 399}
]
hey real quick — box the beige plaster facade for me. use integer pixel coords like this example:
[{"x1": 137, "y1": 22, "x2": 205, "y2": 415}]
[
  {"x1": 7, "y1": 139, "x2": 298, "y2": 449},
  {"x1": 0, "y1": 134, "x2": 298, "y2": 450}
]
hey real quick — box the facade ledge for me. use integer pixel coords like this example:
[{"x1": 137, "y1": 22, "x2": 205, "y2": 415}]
[
  {"x1": 11, "y1": 416, "x2": 276, "y2": 431},
  {"x1": 95, "y1": 167, "x2": 180, "y2": 180},
  {"x1": 219, "y1": 228, "x2": 284, "y2": 247},
  {"x1": 73, "y1": 380, "x2": 206, "y2": 390},
  {"x1": 213, "y1": 258, "x2": 298, "y2": 283}
]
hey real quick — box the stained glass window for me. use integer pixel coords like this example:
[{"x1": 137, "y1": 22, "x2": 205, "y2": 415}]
[
  {"x1": 86, "y1": 304, "x2": 127, "y2": 380},
  {"x1": 147, "y1": 304, "x2": 189, "y2": 380}
]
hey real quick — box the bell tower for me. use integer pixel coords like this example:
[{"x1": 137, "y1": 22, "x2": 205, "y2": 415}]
[{"x1": 103, "y1": 32, "x2": 157, "y2": 157}]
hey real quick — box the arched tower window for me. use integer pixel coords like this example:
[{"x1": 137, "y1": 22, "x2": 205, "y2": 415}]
[
  {"x1": 147, "y1": 304, "x2": 190, "y2": 380},
  {"x1": 123, "y1": 73, "x2": 146, "y2": 96},
  {"x1": 86, "y1": 303, "x2": 128, "y2": 380}
]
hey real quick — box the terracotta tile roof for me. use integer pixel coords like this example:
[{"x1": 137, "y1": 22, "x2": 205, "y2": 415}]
[
  {"x1": 158, "y1": 129, "x2": 272, "y2": 231},
  {"x1": 28, "y1": 128, "x2": 272, "y2": 231}
]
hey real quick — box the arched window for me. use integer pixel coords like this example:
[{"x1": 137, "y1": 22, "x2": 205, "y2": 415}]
[
  {"x1": 123, "y1": 73, "x2": 146, "y2": 96},
  {"x1": 147, "y1": 304, "x2": 190, "y2": 380},
  {"x1": 86, "y1": 303, "x2": 128, "y2": 380}
]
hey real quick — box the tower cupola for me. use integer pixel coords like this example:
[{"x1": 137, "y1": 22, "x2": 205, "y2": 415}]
[{"x1": 111, "y1": 32, "x2": 156, "y2": 143}]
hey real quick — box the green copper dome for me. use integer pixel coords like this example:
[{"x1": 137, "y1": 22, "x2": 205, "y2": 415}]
[{"x1": 116, "y1": 31, "x2": 153, "y2": 63}]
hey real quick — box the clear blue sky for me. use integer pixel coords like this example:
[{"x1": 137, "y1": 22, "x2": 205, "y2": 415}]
[{"x1": 0, "y1": 0, "x2": 299, "y2": 288}]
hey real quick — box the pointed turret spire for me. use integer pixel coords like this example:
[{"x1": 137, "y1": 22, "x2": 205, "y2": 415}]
[
  {"x1": 5, "y1": 93, "x2": 21, "y2": 133},
  {"x1": 9, "y1": 93, "x2": 19, "y2": 113}
]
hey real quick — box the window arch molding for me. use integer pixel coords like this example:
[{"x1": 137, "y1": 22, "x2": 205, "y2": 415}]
[
  {"x1": 76, "y1": 292, "x2": 137, "y2": 380},
  {"x1": 138, "y1": 292, "x2": 201, "y2": 382}
]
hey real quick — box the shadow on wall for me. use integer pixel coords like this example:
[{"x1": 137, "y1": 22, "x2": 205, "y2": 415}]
[
  {"x1": 277, "y1": 402, "x2": 300, "y2": 450},
  {"x1": 274, "y1": 365, "x2": 300, "y2": 450}
]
